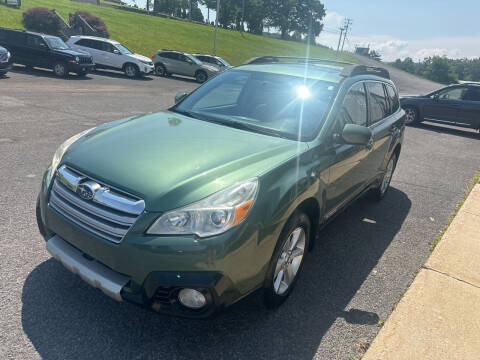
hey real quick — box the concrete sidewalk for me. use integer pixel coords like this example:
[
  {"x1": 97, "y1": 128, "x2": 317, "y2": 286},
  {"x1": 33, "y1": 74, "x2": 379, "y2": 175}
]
[{"x1": 363, "y1": 184, "x2": 480, "y2": 360}]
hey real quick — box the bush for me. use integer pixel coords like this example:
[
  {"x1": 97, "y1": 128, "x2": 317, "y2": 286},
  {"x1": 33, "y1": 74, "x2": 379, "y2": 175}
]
[
  {"x1": 22, "y1": 7, "x2": 61, "y2": 36},
  {"x1": 71, "y1": 10, "x2": 109, "y2": 38}
]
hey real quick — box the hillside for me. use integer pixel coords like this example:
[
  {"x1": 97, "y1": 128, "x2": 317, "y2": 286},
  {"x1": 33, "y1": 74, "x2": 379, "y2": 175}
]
[{"x1": 0, "y1": 0, "x2": 355, "y2": 65}]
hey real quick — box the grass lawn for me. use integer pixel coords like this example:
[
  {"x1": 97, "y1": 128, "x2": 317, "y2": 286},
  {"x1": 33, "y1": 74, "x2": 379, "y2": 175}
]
[{"x1": 0, "y1": 0, "x2": 356, "y2": 65}]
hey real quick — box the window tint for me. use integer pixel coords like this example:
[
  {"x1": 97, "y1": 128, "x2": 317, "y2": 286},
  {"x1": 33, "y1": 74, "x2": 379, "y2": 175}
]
[
  {"x1": 367, "y1": 82, "x2": 389, "y2": 123},
  {"x1": 336, "y1": 82, "x2": 368, "y2": 129},
  {"x1": 438, "y1": 87, "x2": 464, "y2": 100},
  {"x1": 26, "y1": 35, "x2": 46, "y2": 49},
  {"x1": 76, "y1": 39, "x2": 92, "y2": 47},
  {"x1": 386, "y1": 84, "x2": 400, "y2": 114},
  {"x1": 461, "y1": 88, "x2": 480, "y2": 102}
]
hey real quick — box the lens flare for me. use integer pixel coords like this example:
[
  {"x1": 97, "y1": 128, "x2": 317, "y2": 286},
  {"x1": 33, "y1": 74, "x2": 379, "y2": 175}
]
[{"x1": 296, "y1": 85, "x2": 311, "y2": 99}]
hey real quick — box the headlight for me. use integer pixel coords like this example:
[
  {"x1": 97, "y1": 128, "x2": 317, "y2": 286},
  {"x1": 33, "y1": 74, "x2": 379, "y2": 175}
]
[
  {"x1": 47, "y1": 128, "x2": 93, "y2": 183},
  {"x1": 147, "y1": 178, "x2": 258, "y2": 237},
  {"x1": 7, "y1": 51, "x2": 10, "y2": 60},
  {"x1": 140, "y1": 60, "x2": 153, "y2": 66},
  {"x1": 75, "y1": 56, "x2": 80, "y2": 63}
]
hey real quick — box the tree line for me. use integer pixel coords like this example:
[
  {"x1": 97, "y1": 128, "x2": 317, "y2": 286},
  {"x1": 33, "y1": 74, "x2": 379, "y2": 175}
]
[
  {"x1": 150, "y1": 0, "x2": 326, "y2": 42},
  {"x1": 391, "y1": 56, "x2": 480, "y2": 85}
]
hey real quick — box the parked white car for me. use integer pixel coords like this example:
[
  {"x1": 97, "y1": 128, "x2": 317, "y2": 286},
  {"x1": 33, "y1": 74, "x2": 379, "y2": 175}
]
[{"x1": 66, "y1": 36, "x2": 154, "y2": 78}]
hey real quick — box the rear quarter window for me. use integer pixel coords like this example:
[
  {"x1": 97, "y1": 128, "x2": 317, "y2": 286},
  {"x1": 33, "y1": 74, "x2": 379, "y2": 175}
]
[{"x1": 386, "y1": 84, "x2": 400, "y2": 114}]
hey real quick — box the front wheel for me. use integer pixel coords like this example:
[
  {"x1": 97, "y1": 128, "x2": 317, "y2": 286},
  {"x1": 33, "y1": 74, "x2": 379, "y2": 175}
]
[
  {"x1": 372, "y1": 153, "x2": 398, "y2": 201},
  {"x1": 53, "y1": 62, "x2": 68, "y2": 77},
  {"x1": 124, "y1": 63, "x2": 138, "y2": 78},
  {"x1": 403, "y1": 106, "x2": 419, "y2": 125},
  {"x1": 263, "y1": 211, "x2": 310, "y2": 309}
]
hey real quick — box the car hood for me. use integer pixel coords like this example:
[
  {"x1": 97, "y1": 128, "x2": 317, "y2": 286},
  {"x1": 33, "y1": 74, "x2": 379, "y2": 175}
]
[
  {"x1": 53, "y1": 48, "x2": 91, "y2": 57},
  {"x1": 128, "y1": 53, "x2": 152, "y2": 63},
  {"x1": 62, "y1": 111, "x2": 306, "y2": 212}
]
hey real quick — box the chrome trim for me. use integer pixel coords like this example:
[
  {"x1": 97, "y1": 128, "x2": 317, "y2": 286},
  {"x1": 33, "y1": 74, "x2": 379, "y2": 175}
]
[
  {"x1": 57, "y1": 165, "x2": 84, "y2": 192},
  {"x1": 424, "y1": 118, "x2": 471, "y2": 126},
  {"x1": 56, "y1": 165, "x2": 145, "y2": 215},
  {"x1": 46, "y1": 235, "x2": 130, "y2": 301}
]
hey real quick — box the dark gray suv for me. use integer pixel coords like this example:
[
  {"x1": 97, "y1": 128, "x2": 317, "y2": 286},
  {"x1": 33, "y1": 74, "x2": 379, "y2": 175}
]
[{"x1": 152, "y1": 50, "x2": 220, "y2": 83}]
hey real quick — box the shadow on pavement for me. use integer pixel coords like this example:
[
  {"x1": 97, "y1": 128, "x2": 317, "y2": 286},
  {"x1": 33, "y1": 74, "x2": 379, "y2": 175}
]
[
  {"x1": 10, "y1": 65, "x2": 93, "y2": 80},
  {"x1": 22, "y1": 187, "x2": 410, "y2": 359}
]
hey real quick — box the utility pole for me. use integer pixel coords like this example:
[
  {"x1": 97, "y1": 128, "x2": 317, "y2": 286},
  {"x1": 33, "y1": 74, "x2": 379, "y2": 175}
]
[
  {"x1": 336, "y1": 27, "x2": 344, "y2": 59},
  {"x1": 341, "y1": 18, "x2": 353, "y2": 52},
  {"x1": 213, "y1": 0, "x2": 220, "y2": 55}
]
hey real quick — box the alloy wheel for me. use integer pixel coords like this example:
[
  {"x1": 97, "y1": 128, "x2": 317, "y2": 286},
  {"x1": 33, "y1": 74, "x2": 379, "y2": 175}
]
[
  {"x1": 273, "y1": 227, "x2": 306, "y2": 295},
  {"x1": 54, "y1": 63, "x2": 66, "y2": 77},
  {"x1": 404, "y1": 107, "x2": 417, "y2": 124},
  {"x1": 125, "y1": 65, "x2": 137, "y2": 78}
]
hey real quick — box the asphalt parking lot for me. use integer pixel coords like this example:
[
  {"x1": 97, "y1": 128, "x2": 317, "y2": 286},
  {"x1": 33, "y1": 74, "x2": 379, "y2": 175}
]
[{"x1": 1, "y1": 66, "x2": 479, "y2": 360}]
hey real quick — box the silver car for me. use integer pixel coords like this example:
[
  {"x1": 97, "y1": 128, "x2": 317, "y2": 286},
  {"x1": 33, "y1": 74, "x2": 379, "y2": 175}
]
[
  {"x1": 152, "y1": 50, "x2": 219, "y2": 83},
  {"x1": 0, "y1": 45, "x2": 11, "y2": 76},
  {"x1": 193, "y1": 54, "x2": 232, "y2": 71}
]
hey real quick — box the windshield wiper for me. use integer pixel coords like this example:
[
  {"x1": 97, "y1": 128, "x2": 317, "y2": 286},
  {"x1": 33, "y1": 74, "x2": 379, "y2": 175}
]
[
  {"x1": 171, "y1": 109, "x2": 203, "y2": 120},
  {"x1": 225, "y1": 120, "x2": 290, "y2": 139}
]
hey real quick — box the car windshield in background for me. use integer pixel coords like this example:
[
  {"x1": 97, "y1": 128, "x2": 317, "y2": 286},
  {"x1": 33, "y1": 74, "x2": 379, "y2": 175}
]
[
  {"x1": 219, "y1": 58, "x2": 231, "y2": 67},
  {"x1": 45, "y1": 37, "x2": 70, "y2": 50},
  {"x1": 173, "y1": 69, "x2": 339, "y2": 141},
  {"x1": 116, "y1": 44, "x2": 132, "y2": 55}
]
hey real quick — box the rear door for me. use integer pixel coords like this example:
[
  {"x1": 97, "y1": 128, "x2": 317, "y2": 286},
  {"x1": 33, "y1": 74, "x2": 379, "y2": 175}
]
[
  {"x1": 4, "y1": 31, "x2": 27, "y2": 64},
  {"x1": 325, "y1": 81, "x2": 372, "y2": 217},
  {"x1": 365, "y1": 82, "x2": 395, "y2": 180},
  {"x1": 423, "y1": 86, "x2": 465, "y2": 124},
  {"x1": 458, "y1": 87, "x2": 480, "y2": 129}
]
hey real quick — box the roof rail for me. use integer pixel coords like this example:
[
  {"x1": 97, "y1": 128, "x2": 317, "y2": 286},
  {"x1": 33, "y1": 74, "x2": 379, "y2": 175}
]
[
  {"x1": 340, "y1": 65, "x2": 390, "y2": 79},
  {"x1": 244, "y1": 56, "x2": 354, "y2": 66}
]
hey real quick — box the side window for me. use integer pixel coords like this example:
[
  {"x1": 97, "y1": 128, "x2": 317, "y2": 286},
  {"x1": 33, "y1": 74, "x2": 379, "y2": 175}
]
[
  {"x1": 169, "y1": 53, "x2": 179, "y2": 60},
  {"x1": 438, "y1": 87, "x2": 464, "y2": 100},
  {"x1": 76, "y1": 39, "x2": 91, "y2": 48},
  {"x1": 366, "y1": 82, "x2": 389, "y2": 124},
  {"x1": 336, "y1": 82, "x2": 368, "y2": 130},
  {"x1": 386, "y1": 84, "x2": 400, "y2": 114},
  {"x1": 26, "y1": 35, "x2": 45, "y2": 48},
  {"x1": 0, "y1": 29, "x2": 6, "y2": 41},
  {"x1": 462, "y1": 88, "x2": 480, "y2": 102}
]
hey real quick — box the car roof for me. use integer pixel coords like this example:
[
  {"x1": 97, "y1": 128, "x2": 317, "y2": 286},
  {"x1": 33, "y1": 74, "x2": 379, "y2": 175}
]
[
  {"x1": 0, "y1": 27, "x2": 47, "y2": 38},
  {"x1": 69, "y1": 35, "x2": 120, "y2": 44}
]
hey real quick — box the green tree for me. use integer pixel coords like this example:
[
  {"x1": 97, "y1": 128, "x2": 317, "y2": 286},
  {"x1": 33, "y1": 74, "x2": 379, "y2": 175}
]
[{"x1": 422, "y1": 56, "x2": 458, "y2": 84}]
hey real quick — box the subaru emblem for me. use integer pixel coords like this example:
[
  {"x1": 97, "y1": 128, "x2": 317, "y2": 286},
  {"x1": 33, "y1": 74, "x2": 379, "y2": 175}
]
[{"x1": 77, "y1": 183, "x2": 95, "y2": 200}]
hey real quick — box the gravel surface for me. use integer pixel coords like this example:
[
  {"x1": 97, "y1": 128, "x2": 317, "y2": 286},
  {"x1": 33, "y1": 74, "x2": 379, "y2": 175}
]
[{"x1": 0, "y1": 65, "x2": 478, "y2": 360}]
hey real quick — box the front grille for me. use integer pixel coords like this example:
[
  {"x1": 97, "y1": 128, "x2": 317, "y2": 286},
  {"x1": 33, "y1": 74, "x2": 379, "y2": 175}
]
[
  {"x1": 79, "y1": 56, "x2": 93, "y2": 64},
  {"x1": 49, "y1": 166, "x2": 144, "y2": 243}
]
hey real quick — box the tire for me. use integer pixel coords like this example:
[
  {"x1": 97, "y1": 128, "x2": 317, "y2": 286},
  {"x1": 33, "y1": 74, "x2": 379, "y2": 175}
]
[
  {"x1": 53, "y1": 62, "x2": 67, "y2": 77},
  {"x1": 403, "y1": 106, "x2": 420, "y2": 125},
  {"x1": 263, "y1": 211, "x2": 310, "y2": 309},
  {"x1": 371, "y1": 152, "x2": 398, "y2": 201},
  {"x1": 155, "y1": 64, "x2": 166, "y2": 77},
  {"x1": 195, "y1": 70, "x2": 207, "y2": 83},
  {"x1": 124, "y1": 63, "x2": 138, "y2": 78}
]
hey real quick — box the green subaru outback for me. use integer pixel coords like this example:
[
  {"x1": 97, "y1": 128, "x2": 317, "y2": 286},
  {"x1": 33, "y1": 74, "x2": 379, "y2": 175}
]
[{"x1": 37, "y1": 57, "x2": 405, "y2": 317}]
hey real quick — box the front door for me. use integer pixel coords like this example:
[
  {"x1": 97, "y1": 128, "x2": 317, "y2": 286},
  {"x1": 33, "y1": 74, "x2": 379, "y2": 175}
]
[
  {"x1": 325, "y1": 81, "x2": 372, "y2": 218},
  {"x1": 25, "y1": 35, "x2": 50, "y2": 67},
  {"x1": 423, "y1": 86, "x2": 465, "y2": 124}
]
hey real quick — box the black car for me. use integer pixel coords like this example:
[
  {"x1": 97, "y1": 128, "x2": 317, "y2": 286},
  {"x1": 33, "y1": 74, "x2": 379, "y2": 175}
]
[
  {"x1": 0, "y1": 45, "x2": 12, "y2": 76},
  {"x1": 401, "y1": 84, "x2": 480, "y2": 130},
  {"x1": 0, "y1": 28, "x2": 95, "y2": 77}
]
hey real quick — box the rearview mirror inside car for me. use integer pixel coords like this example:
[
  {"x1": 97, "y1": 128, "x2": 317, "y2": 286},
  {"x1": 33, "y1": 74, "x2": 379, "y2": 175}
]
[
  {"x1": 342, "y1": 124, "x2": 373, "y2": 146},
  {"x1": 174, "y1": 92, "x2": 188, "y2": 104}
]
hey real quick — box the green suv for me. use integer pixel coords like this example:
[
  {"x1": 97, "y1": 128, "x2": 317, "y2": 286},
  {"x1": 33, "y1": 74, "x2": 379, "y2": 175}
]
[{"x1": 36, "y1": 57, "x2": 405, "y2": 317}]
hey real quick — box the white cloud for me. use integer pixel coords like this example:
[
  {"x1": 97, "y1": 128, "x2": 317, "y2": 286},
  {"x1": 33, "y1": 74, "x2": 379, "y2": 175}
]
[{"x1": 317, "y1": 11, "x2": 480, "y2": 62}]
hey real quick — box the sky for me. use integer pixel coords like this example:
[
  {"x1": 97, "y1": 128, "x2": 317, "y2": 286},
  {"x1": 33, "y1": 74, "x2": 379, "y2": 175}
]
[{"x1": 125, "y1": 0, "x2": 480, "y2": 61}]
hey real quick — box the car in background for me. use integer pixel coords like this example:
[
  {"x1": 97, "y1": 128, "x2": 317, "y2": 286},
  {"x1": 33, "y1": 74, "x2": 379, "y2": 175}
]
[
  {"x1": 0, "y1": 28, "x2": 94, "y2": 77},
  {"x1": 401, "y1": 83, "x2": 480, "y2": 130},
  {"x1": 0, "y1": 45, "x2": 12, "y2": 76},
  {"x1": 5, "y1": 0, "x2": 21, "y2": 8},
  {"x1": 152, "y1": 50, "x2": 219, "y2": 83},
  {"x1": 37, "y1": 56, "x2": 404, "y2": 318},
  {"x1": 193, "y1": 53, "x2": 232, "y2": 71},
  {"x1": 67, "y1": 36, "x2": 154, "y2": 78}
]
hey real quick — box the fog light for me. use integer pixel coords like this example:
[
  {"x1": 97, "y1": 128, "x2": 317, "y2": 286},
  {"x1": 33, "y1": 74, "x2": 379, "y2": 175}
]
[{"x1": 178, "y1": 288, "x2": 206, "y2": 309}]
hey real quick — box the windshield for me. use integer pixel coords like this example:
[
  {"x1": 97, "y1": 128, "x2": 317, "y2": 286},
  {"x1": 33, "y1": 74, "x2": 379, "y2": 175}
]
[
  {"x1": 115, "y1": 43, "x2": 133, "y2": 55},
  {"x1": 45, "y1": 37, "x2": 70, "y2": 50},
  {"x1": 172, "y1": 70, "x2": 339, "y2": 141},
  {"x1": 218, "y1": 57, "x2": 231, "y2": 67}
]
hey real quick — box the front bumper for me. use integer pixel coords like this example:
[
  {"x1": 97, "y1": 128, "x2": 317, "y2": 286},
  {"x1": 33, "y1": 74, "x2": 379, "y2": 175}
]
[
  {"x1": 68, "y1": 63, "x2": 95, "y2": 73},
  {"x1": 0, "y1": 61, "x2": 11, "y2": 72},
  {"x1": 36, "y1": 171, "x2": 272, "y2": 317},
  {"x1": 140, "y1": 64, "x2": 154, "y2": 74}
]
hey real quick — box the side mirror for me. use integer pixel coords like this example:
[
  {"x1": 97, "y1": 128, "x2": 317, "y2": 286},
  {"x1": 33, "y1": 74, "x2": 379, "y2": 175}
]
[
  {"x1": 342, "y1": 124, "x2": 372, "y2": 146},
  {"x1": 174, "y1": 92, "x2": 188, "y2": 104},
  {"x1": 433, "y1": 93, "x2": 440, "y2": 101},
  {"x1": 113, "y1": 49, "x2": 120, "y2": 55}
]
